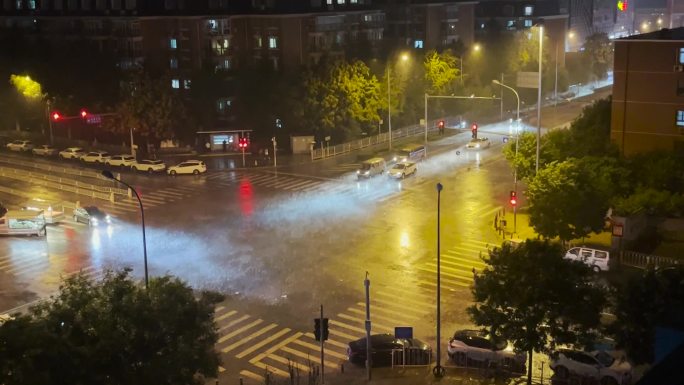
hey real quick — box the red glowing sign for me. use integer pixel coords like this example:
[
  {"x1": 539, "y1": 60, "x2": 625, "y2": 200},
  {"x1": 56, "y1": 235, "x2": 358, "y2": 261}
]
[{"x1": 617, "y1": 0, "x2": 627, "y2": 12}]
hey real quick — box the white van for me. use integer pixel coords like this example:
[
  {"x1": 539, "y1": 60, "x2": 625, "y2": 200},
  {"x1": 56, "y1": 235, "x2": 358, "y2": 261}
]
[
  {"x1": 357, "y1": 158, "x2": 386, "y2": 179},
  {"x1": 0, "y1": 210, "x2": 47, "y2": 236},
  {"x1": 564, "y1": 247, "x2": 610, "y2": 272}
]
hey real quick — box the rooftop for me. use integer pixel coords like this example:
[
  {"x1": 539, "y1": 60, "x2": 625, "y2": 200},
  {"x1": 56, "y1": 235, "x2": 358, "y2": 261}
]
[{"x1": 619, "y1": 27, "x2": 684, "y2": 41}]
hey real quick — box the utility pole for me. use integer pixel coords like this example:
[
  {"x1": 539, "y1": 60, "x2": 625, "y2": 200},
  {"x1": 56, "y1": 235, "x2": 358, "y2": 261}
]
[
  {"x1": 272, "y1": 137, "x2": 277, "y2": 168},
  {"x1": 536, "y1": 24, "x2": 543, "y2": 175},
  {"x1": 500, "y1": 73, "x2": 504, "y2": 120},
  {"x1": 130, "y1": 127, "x2": 136, "y2": 157},
  {"x1": 320, "y1": 304, "x2": 325, "y2": 385},
  {"x1": 364, "y1": 272, "x2": 372, "y2": 380},
  {"x1": 388, "y1": 66, "x2": 392, "y2": 150},
  {"x1": 433, "y1": 183, "x2": 445, "y2": 378}
]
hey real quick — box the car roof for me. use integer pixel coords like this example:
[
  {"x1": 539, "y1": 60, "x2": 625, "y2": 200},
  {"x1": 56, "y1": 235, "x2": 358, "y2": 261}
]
[{"x1": 363, "y1": 157, "x2": 385, "y2": 163}]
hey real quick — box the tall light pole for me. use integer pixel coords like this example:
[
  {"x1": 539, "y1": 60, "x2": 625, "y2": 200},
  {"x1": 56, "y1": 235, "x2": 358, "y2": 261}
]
[
  {"x1": 492, "y1": 79, "x2": 520, "y2": 233},
  {"x1": 387, "y1": 53, "x2": 409, "y2": 151},
  {"x1": 46, "y1": 98, "x2": 55, "y2": 145},
  {"x1": 536, "y1": 23, "x2": 544, "y2": 175},
  {"x1": 433, "y1": 182, "x2": 445, "y2": 378},
  {"x1": 101, "y1": 170, "x2": 149, "y2": 289}
]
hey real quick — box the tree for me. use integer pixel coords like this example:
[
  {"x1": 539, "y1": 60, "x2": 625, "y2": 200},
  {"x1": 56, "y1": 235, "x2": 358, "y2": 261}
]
[
  {"x1": 424, "y1": 50, "x2": 459, "y2": 93},
  {"x1": 582, "y1": 33, "x2": 613, "y2": 82},
  {"x1": 608, "y1": 266, "x2": 684, "y2": 365},
  {"x1": 0, "y1": 269, "x2": 224, "y2": 385},
  {"x1": 527, "y1": 157, "x2": 627, "y2": 241},
  {"x1": 468, "y1": 240, "x2": 606, "y2": 385}
]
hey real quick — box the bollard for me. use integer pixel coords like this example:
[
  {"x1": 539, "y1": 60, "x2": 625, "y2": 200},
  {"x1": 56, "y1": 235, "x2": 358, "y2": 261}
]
[
  {"x1": 109, "y1": 192, "x2": 115, "y2": 203},
  {"x1": 128, "y1": 188, "x2": 132, "y2": 198}
]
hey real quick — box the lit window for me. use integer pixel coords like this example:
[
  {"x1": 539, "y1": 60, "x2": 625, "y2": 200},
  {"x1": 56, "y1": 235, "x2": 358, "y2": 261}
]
[
  {"x1": 170, "y1": 58, "x2": 178, "y2": 69},
  {"x1": 507, "y1": 20, "x2": 515, "y2": 28},
  {"x1": 481, "y1": 23, "x2": 485, "y2": 29},
  {"x1": 414, "y1": 40, "x2": 424, "y2": 49},
  {"x1": 169, "y1": 38, "x2": 177, "y2": 49},
  {"x1": 184, "y1": 80, "x2": 191, "y2": 89},
  {"x1": 327, "y1": 0, "x2": 332, "y2": 3},
  {"x1": 255, "y1": 36, "x2": 262, "y2": 48},
  {"x1": 268, "y1": 36, "x2": 278, "y2": 49},
  {"x1": 337, "y1": 0, "x2": 344, "y2": 4},
  {"x1": 350, "y1": 0, "x2": 357, "y2": 3},
  {"x1": 524, "y1": 6, "x2": 533, "y2": 16},
  {"x1": 679, "y1": 48, "x2": 684, "y2": 64},
  {"x1": 28, "y1": 0, "x2": 35, "y2": 9},
  {"x1": 677, "y1": 110, "x2": 684, "y2": 127},
  {"x1": 524, "y1": 19, "x2": 533, "y2": 27},
  {"x1": 171, "y1": 79, "x2": 180, "y2": 89}
]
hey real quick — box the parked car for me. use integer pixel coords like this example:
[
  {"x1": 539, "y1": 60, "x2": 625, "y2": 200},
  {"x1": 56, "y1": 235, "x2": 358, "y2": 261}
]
[
  {"x1": 347, "y1": 334, "x2": 431, "y2": 367},
  {"x1": 550, "y1": 349, "x2": 632, "y2": 385},
  {"x1": 73, "y1": 206, "x2": 111, "y2": 227},
  {"x1": 59, "y1": 147, "x2": 86, "y2": 160},
  {"x1": 6, "y1": 140, "x2": 34, "y2": 152},
  {"x1": 466, "y1": 137, "x2": 491, "y2": 149},
  {"x1": 106, "y1": 154, "x2": 136, "y2": 167},
  {"x1": 564, "y1": 247, "x2": 611, "y2": 272},
  {"x1": 32, "y1": 144, "x2": 59, "y2": 156},
  {"x1": 167, "y1": 160, "x2": 206, "y2": 175},
  {"x1": 447, "y1": 330, "x2": 526, "y2": 373},
  {"x1": 81, "y1": 151, "x2": 111, "y2": 164},
  {"x1": 131, "y1": 159, "x2": 167, "y2": 173},
  {"x1": 387, "y1": 161, "x2": 417, "y2": 179}
]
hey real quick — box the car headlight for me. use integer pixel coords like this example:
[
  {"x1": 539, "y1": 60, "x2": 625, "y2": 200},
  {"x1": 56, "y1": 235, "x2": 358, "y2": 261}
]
[
  {"x1": 105, "y1": 215, "x2": 111, "y2": 223},
  {"x1": 91, "y1": 218, "x2": 99, "y2": 225}
]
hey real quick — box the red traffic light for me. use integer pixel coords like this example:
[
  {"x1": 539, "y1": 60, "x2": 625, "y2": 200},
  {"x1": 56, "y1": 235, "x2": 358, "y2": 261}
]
[
  {"x1": 51, "y1": 112, "x2": 61, "y2": 121},
  {"x1": 471, "y1": 123, "x2": 478, "y2": 132},
  {"x1": 438, "y1": 120, "x2": 445, "y2": 128},
  {"x1": 80, "y1": 109, "x2": 88, "y2": 119},
  {"x1": 238, "y1": 137, "x2": 249, "y2": 149},
  {"x1": 509, "y1": 190, "x2": 517, "y2": 206}
]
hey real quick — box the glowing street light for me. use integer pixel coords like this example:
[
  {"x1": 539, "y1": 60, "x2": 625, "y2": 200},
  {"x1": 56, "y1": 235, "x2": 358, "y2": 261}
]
[{"x1": 387, "y1": 52, "x2": 411, "y2": 151}]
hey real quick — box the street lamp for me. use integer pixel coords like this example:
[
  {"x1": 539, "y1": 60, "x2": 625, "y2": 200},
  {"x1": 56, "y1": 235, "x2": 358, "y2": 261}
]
[
  {"x1": 101, "y1": 170, "x2": 149, "y2": 289},
  {"x1": 535, "y1": 22, "x2": 544, "y2": 175},
  {"x1": 492, "y1": 79, "x2": 520, "y2": 233},
  {"x1": 433, "y1": 182, "x2": 445, "y2": 378},
  {"x1": 387, "y1": 53, "x2": 409, "y2": 151}
]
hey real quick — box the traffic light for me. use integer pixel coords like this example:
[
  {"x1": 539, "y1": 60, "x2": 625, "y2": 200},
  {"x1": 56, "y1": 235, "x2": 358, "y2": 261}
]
[
  {"x1": 314, "y1": 318, "x2": 329, "y2": 341},
  {"x1": 238, "y1": 137, "x2": 247, "y2": 149},
  {"x1": 471, "y1": 123, "x2": 478, "y2": 139},
  {"x1": 80, "y1": 109, "x2": 88, "y2": 119},
  {"x1": 509, "y1": 190, "x2": 517, "y2": 206},
  {"x1": 51, "y1": 112, "x2": 61, "y2": 121},
  {"x1": 438, "y1": 120, "x2": 445, "y2": 129}
]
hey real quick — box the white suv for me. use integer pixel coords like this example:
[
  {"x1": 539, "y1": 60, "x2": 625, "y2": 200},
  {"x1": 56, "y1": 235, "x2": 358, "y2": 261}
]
[
  {"x1": 167, "y1": 160, "x2": 206, "y2": 175},
  {"x1": 81, "y1": 151, "x2": 111, "y2": 164},
  {"x1": 131, "y1": 159, "x2": 166, "y2": 173},
  {"x1": 59, "y1": 147, "x2": 86, "y2": 160},
  {"x1": 106, "y1": 155, "x2": 136, "y2": 167},
  {"x1": 6, "y1": 140, "x2": 34, "y2": 152},
  {"x1": 32, "y1": 144, "x2": 58, "y2": 156},
  {"x1": 550, "y1": 349, "x2": 632, "y2": 385}
]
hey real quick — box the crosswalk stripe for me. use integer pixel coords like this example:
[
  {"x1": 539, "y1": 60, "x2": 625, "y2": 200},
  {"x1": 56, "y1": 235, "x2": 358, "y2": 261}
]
[
  {"x1": 329, "y1": 327, "x2": 360, "y2": 341},
  {"x1": 460, "y1": 238, "x2": 495, "y2": 247},
  {"x1": 291, "y1": 339, "x2": 348, "y2": 360},
  {"x1": 283, "y1": 180, "x2": 317, "y2": 189},
  {"x1": 279, "y1": 346, "x2": 339, "y2": 369},
  {"x1": 218, "y1": 314, "x2": 250, "y2": 332},
  {"x1": 151, "y1": 190, "x2": 186, "y2": 197},
  {"x1": 376, "y1": 285, "x2": 433, "y2": 300},
  {"x1": 369, "y1": 298, "x2": 426, "y2": 316},
  {"x1": 248, "y1": 332, "x2": 303, "y2": 364},
  {"x1": 239, "y1": 370, "x2": 264, "y2": 383},
  {"x1": 440, "y1": 258, "x2": 486, "y2": 270},
  {"x1": 443, "y1": 250, "x2": 487, "y2": 261},
  {"x1": 302, "y1": 333, "x2": 348, "y2": 349},
  {"x1": 273, "y1": 179, "x2": 310, "y2": 189},
  {"x1": 420, "y1": 265, "x2": 473, "y2": 280},
  {"x1": 250, "y1": 360, "x2": 290, "y2": 377},
  {"x1": 376, "y1": 291, "x2": 430, "y2": 309},
  {"x1": 354, "y1": 302, "x2": 420, "y2": 321},
  {"x1": 141, "y1": 197, "x2": 166, "y2": 205},
  {"x1": 267, "y1": 352, "x2": 315, "y2": 372},
  {"x1": 449, "y1": 245, "x2": 486, "y2": 254},
  {"x1": 248, "y1": 175, "x2": 277, "y2": 183},
  {"x1": 218, "y1": 319, "x2": 263, "y2": 343},
  {"x1": 417, "y1": 277, "x2": 470, "y2": 288},
  {"x1": 236, "y1": 328, "x2": 291, "y2": 359},
  {"x1": 222, "y1": 323, "x2": 278, "y2": 353},
  {"x1": 337, "y1": 313, "x2": 394, "y2": 333},
  {"x1": 5, "y1": 258, "x2": 47, "y2": 274},
  {"x1": 218, "y1": 366, "x2": 226, "y2": 373},
  {"x1": 330, "y1": 319, "x2": 367, "y2": 335},
  {"x1": 428, "y1": 263, "x2": 478, "y2": 277},
  {"x1": 215, "y1": 305, "x2": 225, "y2": 312},
  {"x1": 291, "y1": 181, "x2": 321, "y2": 191},
  {"x1": 215, "y1": 310, "x2": 238, "y2": 321},
  {"x1": 346, "y1": 307, "x2": 401, "y2": 326}
]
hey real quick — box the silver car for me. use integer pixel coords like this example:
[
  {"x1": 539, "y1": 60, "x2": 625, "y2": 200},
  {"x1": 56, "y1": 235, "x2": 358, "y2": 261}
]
[
  {"x1": 32, "y1": 144, "x2": 58, "y2": 156},
  {"x1": 387, "y1": 162, "x2": 417, "y2": 179},
  {"x1": 550, "y1": 349, "x2": 632, "y2": 385},
  {"x1": 447, "y1": 330, "x2": 525, "y2": 373}
]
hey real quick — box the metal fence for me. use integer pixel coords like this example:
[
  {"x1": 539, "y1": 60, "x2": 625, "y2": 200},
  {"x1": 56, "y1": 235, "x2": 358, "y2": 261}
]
[
  {"x1": 0, "y1": 154, "x2": 107, "y2": 181},
  {"x1": 619, "y1": 250, "x2": 681, "y2": 270},
  {"x1": 0, "y1": 167, "x2": 118, "y2": 201},
  {"x1": 390, "y1": 347, "x2": 433, "y2": 368}
]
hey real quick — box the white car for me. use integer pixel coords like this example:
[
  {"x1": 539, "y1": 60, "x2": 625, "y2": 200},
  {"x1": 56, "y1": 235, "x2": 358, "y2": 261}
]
[
  {"x1": 564, "y1": 247, "x2": 611, "y2": 272},
  {"x1": 106, "y1": 155, "x2": 136, "y2": 167},
  {"x1": 59, "y1": 147, "x2": 86, "y2": 160},
  {"x1": 81, "y1": 151, "x2": 111, "y2": 164},
  {"x1": 388, "y1": 161, "x2": 417, "y2": 179},
  {"x1": 6, "y1": 140, "x2": 34, "y2": 152},
  {"x1": 32, "y1": 144, "x2": 58, "y2": 156},
  {"x1": 131, "y1": 159, "x2": 167, "y2": 173},
  {"x1": 167, "y1": 160, "x2": 206, "y2": 175},
  {"x1": 550, "y1": 349, "x2": 632, "y2": 385},
  {"x1": 466, "y1": 137, "x2": 491, "y2": 149},
  {"x1": 447, "y1": 330, "x2": 526, "y2": 373}
]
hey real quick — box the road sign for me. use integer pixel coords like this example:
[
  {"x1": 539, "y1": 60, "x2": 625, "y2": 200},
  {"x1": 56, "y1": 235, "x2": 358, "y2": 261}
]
[
  {"x1": 517, "y1": 71, "x2": 540, "y2": 89},
  {"x1": 324, "y1": 136, "x2": 331, "y2": 142},
  {"x1": 503, "y1": 137, "x2": 509, "y2": 143},
  {"x1": 395, "y1": 326, "x2": 413, "y2": 339}
]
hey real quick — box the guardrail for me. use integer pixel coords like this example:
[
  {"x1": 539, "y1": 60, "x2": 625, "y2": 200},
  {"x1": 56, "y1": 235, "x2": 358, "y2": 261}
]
[
  {"x1": 0, "y1": 154, "x2": 110, "y2": 183},
  {"x1": 619, "y1": 250, "x2": 681, "y2": 270},
  {"x1": 0, "y1": 167, "x2": 115, "y2": 201},
  {"x1": 390, "y1": 347, "x2": 432, "y2": 368}
]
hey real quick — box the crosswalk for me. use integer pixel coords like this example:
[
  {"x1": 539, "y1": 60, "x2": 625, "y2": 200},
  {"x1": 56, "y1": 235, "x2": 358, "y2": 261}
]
[{"x1": 215, "y1": 236, "x2": 497, "y2": 384}]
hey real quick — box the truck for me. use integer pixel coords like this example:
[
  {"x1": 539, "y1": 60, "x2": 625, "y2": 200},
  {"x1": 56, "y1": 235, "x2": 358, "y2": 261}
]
[{"x1": 0, "y1": 210, "x2": 47, "y2": 236}]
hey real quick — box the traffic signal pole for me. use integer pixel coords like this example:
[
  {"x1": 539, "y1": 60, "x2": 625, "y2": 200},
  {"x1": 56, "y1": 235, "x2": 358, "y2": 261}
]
[
  {"x1": 241, "y1": 147, "x2": 245, "y2": 167},
  {"x1": 320, "y1": 304, "x2": 325, "y2": 385},
  {"x1": 364, "y1": 272, "x2": 371, "y2": 380}
]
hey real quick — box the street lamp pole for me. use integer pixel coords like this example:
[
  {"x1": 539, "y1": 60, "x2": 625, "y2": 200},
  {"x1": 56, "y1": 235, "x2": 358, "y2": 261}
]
[
  {"x1": 433, "y1": 182, "x2": 445, "y2": 378},
  {"x1": 536, "y1": 24, "x2": 543, "y2": 175},
  {"x1": 101, "y1": 170, "x2": 149, "y2": 289},
  {"x1": 492, "y1": 79, "x2": 520, "y2": 233},
  {"x1": 130, "y1": 127, "x2": 136, "y2": 157},
  {"x1": 46, "y1": 99, "x2": 54, "y2": 145},
  {"x1": 387, "y1": 66, "x2": 392, "y2": 151}
]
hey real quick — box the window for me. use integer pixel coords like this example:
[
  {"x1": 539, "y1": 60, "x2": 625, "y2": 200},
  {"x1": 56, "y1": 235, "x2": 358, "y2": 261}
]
[
  {"x1": 268, "y1": 36, "x2": 278, "y2": 49},
  {"x1": 679, "y1": 48, "x2": 684, "y2": 64},
  {"x1": 255, "y1": 36, "x2": 262, "y2": 48},
  {"x1": 507, "y1": 20, "x2": 515, "y2": 28},
  {"x1": 524, "y1": 5, "x2": 533, "y2": 16},
  {"x1": 171, "y1": 79, "x2": 180, "y2": 89},
  {"x1": 677, "y1": 110, "x2": 684, "y2": 127},
  {"x1": 524, "y1": 19, "x2": 533, "y2": 27},
  {"x1": 15, "y1": 0, "x2": 22, "y2": 10},
  {"x1": 169, "y1": 38, "x2": 177, "y2": 49},
  {"x1": 183, "y1": 79, "x2": 191, "y2": 89},
  {"x1": 170, "y1": 58, "x2": 178, "y2": 69},
  {"x1": 216, "y1": 98, "x2": 232, "y2": 113},
  {"x1": 327, "y1": 0, "x2": 332, "y2": 3},
  {"x1": 28, "y1": 0, "x2": 35, "y2": 9},
  {"x1": 414, "y1": 40, "x2": 424, "y2": 49},
  {"x1": 337, "y1": 0, "x2": 344, "y2": 4}
]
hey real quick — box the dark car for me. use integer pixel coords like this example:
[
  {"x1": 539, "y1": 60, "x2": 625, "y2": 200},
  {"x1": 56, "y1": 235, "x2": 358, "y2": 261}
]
[
  {"x1": 73, "y1": 206, "x2": 111, "y2": 227},
  {"x1": 347, "y1": 334, "x2": 431, "y2": 367}
]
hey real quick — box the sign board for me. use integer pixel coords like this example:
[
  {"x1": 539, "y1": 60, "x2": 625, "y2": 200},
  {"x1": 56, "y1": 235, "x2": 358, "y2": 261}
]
[
  {"x1": 612, "y1": 224, "x2": 624, "y2": 237},
  {"x1": 517, "y1": 71, "x2": 540, "y2": 89},
  {"x1": 419, "y1": 118, "x2": 426, "y2": 126},
  {"x1": 86, "y1": 115, "x2": 102, "y2": 124},
  {"x1": 324, "y1": 136, "x2": 331, "y2": 142},
  {"x1": 395, "y1": 326, "x2": 413, "y2": 339}
]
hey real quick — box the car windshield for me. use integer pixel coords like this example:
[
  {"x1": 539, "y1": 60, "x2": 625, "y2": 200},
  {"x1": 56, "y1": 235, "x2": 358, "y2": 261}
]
[
  {"x1": 102, "y1": 153, "x2": 110, "y2": 157},
  {"x1": 360, "y1": 164, "x2": 372, "y2": 170},
  {"x1": 594, "y1": 351, "x2": 615, "y2": 367},
  {"x1": 393, "y1": 164, "x2": 406, "y2": 170},
  {"x1": 85, "y1": 207, "x2": 103, "y2": 216}
]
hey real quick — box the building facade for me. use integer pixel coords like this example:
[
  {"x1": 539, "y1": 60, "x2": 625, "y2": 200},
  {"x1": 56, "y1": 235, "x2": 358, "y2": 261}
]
[{"x1": 611, "y1": 27, "x2": 684, "y2": 155}]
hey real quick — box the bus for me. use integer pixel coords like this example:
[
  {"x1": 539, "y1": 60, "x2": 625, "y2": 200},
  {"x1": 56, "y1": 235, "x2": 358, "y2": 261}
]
[
  {"x1": 0, "y1": 210, "x2": 47, "y2": 237},
  {"x1": 393, "y1": 144, "x2": 426, "y2": 163}
]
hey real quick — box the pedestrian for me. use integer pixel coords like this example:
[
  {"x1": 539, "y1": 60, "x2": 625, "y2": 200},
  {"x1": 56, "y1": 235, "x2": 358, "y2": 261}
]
[
  {"x1": 205, "y1": 141, "x2": 211, "y2": 152},
  {"x1": 222, "y1": 139, "x2": 227, "y2": 152}
]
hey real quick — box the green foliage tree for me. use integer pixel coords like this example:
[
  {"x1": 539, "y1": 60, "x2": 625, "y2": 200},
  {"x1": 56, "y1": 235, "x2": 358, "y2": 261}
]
[
  {"x1": 608, "y1": 266, "x2": 684, "y2": 365},
  {"x1": 424, "y1": 50, "x2": 459, "y2": 93},
  {"x1": 468, "y1": 240, "x2": 606, "y2": 385},
  {"x1": 527, "y1": 157, "x2": 627, "y2": 241},
  {"x1": 582, "y1": 33, "x2": 613, "y2": 81},
  {"x1": 0, "y1": 269, "x2": 224, "y2": 385}
]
